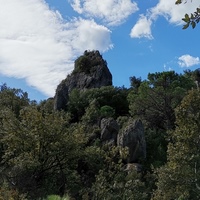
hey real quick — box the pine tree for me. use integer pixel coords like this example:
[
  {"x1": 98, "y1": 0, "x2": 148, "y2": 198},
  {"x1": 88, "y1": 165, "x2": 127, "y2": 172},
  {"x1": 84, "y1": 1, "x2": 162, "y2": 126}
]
[{"x1": 152, "y1": 89, "x2": 200, "y2": 200}]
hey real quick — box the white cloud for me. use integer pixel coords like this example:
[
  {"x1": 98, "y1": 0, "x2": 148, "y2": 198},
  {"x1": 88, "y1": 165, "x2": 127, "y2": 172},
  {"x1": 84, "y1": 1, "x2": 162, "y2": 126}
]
[
  {"x1": 150, "y1": 0, "x2": 200, "y2": 24},
  {"x1": 178, "y1": 54, "x2": 200, "y2": 67},
  {"x1": 69, "y1": 0, "x2": 139, "y2": 26},
  {"x1": 130, "y1": 0, "x2": 200, "y2": 39},
  {"x1": 0, "y1": 0, "x2": 113, "y2": 97},
  {"x1": 130, "y1": 15, "x2": 153, "y2": 39},
  {"x1": 64, "y1": 18, "x2": 113, "y2": 52}
]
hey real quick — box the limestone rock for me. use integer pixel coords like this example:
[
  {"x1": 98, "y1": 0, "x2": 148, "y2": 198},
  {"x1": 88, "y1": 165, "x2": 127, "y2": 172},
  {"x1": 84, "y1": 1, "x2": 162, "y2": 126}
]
[
  {"x1": 101, "y1": 118, "x2": 119, "y2": 145},
  {"x1": 54, "y1": 81, "x2": 69, "y2": 110},
  {"x1": 117, "y1": 119, "x2": 146, "y2": 163},
  {"x1": 54, "y1": 50, "x2": 112, "y2": 110}
]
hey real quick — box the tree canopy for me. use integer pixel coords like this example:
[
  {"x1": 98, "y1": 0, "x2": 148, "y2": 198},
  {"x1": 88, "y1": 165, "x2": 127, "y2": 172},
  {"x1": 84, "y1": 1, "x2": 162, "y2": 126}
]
[
  {"x1": 152, "y1": 89, "x2": 200, "y2": 199},
  {"x1": 0, "y1": 67, "x2": 199, "y2": 199}
]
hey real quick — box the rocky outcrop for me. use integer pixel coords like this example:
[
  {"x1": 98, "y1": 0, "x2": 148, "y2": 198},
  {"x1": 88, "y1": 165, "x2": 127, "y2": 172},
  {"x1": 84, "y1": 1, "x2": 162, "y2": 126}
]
[
  {"x1": 99, "y1": 117, "x2": 146, "y2": 164},
  {"x1": 100, "y1": 118, "x2": 119, "y2": 145},
  {"x1": 117, "y1": 119, "x2": 146, "y2": 163},
  {"x1": 54, "y1": 50, "x2": 112, "y2": 110},
  {"x1": 54, "y1": 82, "x2": 69, "y2": 111}
]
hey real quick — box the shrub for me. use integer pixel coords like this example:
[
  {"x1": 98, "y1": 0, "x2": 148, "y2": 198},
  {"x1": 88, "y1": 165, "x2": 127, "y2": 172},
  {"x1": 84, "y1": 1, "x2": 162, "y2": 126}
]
[{"x1": 100, "y1": 105, "x2": 115, "y2": 118}]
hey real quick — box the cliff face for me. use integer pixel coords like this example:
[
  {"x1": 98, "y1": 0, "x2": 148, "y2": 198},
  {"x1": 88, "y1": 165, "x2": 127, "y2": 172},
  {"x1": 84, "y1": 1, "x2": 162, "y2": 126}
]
[
  {"x1": 54, "y1": 50, "x2": 112, "y2": 110},
  {"x1": 118, "y1": 119, "x2": 146, "y2": 163},
  {"x1": 100, "y1": 117, "x2": 146, "y2": 164}
]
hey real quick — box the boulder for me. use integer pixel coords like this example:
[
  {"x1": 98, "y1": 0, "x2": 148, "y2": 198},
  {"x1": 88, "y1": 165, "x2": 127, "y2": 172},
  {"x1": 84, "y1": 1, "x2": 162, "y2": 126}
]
[
  {"x1": 101, "y1": 118, "x2": 119, "y2": 145},
  {"x1": 54, "y1": 50, "x2": 112, "y2": 110},
  {"x1": 117, "y1": 119, "x2": 146, "y2": 163}
]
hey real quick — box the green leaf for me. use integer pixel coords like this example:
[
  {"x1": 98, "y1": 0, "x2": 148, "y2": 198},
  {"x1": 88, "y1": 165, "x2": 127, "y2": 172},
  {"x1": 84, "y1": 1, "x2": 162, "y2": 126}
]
[
  {"x1": 185, "y1": 14, "x2": 190, "y2": 21},
  {"x1": 183, "y1": 23, "x2": 189, "y2": 29},
  {"x1": 182, "y1": 15, "x2": 190, "y2": 23},
  {"x1": 191, "y1": 21, "x2": 196, "y2": 29},
  {"x1": 182, "y1": 18, "x2": 189, "y2": 23}
]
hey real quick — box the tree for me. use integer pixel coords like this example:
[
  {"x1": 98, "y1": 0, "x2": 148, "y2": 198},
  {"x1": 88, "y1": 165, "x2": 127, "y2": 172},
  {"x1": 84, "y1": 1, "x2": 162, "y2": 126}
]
[
  {"x1": 175, "y1": 0, "x2": 200, "y2": 29},
  {"x1": 129, "y1": 71, "x2": 194, "y2": 131},
  {"x1": 0, "y1": 107, "x2": 86, "y2": 199},
  {"x1": 37, "y1": 98, "x2": 54, "y2": 113},
  {"x1": 100, "y1": 105, "x2": 115, "y2": 118},
  {"x1": 68, "y1": 86, "x2": 129, "y2": 122},
  {"x1": 83, "y1": 86, "x2": 129, "y2": 118},
  {"x1": 129, "y1": 76, "x2": 142, "y2": 91},
  {"x1": 183, "y1": 68, "x2": 200, "y2": 90},
  {"x1": 67, "y1": 89, "x2": 88, "y2": 122},
  {"x1": 152, "y1": 89, "x2": 200, "y2": 200},
  {"x1": 90, "y1": 145, "x2": 149, "y2": 200},
  {"x1": 128, "y1": 71, "x2": 195, "y2": 167},
  {"x1": 81, "y1": 99, "x2": 101, "y2": 124},
  {"x1": 0, "y1": 83, "x2": 30, "y2": 117}
]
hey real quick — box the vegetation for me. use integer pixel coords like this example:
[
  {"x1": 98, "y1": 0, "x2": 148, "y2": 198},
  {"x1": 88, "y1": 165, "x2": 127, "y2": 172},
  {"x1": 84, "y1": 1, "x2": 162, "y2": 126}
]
[
  {"x1": 73, "y1": 50, "x2": 107, "y2": 74},
  {"x1": 152, "y1": 89, "x2": 200, "y2": 200},
  {"x1": 1, "y1": 62, "x2": 200, "y2": 199},
  {"x1": 175, "y1": 0, "x2": 200, "y2": 29}
]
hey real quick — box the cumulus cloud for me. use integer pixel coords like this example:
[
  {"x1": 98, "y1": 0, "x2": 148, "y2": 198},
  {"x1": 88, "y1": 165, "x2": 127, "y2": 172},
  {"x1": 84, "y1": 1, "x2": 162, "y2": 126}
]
[
  {"x1": 0, "y1": 0, "x2": 113, "y2": 97},
  {"x1": 64, "y1": 18, "x2": 113, "y2": 52},
  {"x1": 130, "y1": 0, "x2": 200, "y2": 39},
  {"x1": 130, "y1": 15, "x2": 153, "y2": 39},
  {"x1": 178, "y1": 54, "x2": 200, "y2": 67},
  {"x1": 69, "y1": 0, "x2": 139, "y2": 26},
  {"x1": 150, "y1": 0, "x2": 200, "y2": 24}
]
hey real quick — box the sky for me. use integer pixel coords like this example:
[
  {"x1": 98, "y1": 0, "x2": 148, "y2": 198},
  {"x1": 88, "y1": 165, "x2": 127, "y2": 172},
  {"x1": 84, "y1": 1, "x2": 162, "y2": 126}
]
[{"x1": 1, "y1": 0, "x2": 200, "y2": 102}]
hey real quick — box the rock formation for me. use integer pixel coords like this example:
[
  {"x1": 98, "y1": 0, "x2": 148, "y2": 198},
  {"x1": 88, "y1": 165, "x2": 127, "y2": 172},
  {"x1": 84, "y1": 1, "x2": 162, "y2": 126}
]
[
  {"x1": 54, "y1": 50, "x2": 112, "y2": 110},
  {"x1": 117, "y1": 119, "x2": 146, "y2": 163},
  {"x1": 99, "y1": 117, "x2": 146, "y2": 164},
  {"x1": 53, "y1": 49, "x2": 146, "y2": 165},
  {"x1": 100, "y1": 118, "x2": 119, "y2": 145}
]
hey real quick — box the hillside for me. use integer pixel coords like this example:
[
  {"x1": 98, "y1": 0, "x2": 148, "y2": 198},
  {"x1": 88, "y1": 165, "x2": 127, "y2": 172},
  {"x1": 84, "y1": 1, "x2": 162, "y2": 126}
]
[{"x1": 0, "y1": 51, "x2": 200, "y2": 200}]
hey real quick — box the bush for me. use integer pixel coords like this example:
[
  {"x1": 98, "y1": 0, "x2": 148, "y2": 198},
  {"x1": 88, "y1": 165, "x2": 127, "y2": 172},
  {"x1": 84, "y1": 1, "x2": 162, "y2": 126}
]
[
  {"x1": 74, "y1": 55, "x2": 91, "y2": 74},
  {"x1": 100, "y1": 105, "x2": 115, "y2": 118}
]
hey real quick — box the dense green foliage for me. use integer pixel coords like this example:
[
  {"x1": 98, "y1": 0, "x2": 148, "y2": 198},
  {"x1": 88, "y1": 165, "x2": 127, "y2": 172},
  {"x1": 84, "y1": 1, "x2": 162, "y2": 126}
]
[
  {"x1": 128, "y1": 71, "x2": 195, "y2": 167},
  {"x1": 152, "y1": 90, "x2": 200, "y2": 200},
  {"x1": 68, "y1": 86, "x2": 129, "y2": 122},
  {"x1": 0, "y1": 68, "x2": 199, "y2": 199}
]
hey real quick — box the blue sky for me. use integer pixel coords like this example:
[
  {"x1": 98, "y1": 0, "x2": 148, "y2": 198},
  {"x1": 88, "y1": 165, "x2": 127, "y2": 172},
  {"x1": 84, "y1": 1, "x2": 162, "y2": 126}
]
[{"x1": 0, "y1": 0, "x2": 200, "y2": 102}]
